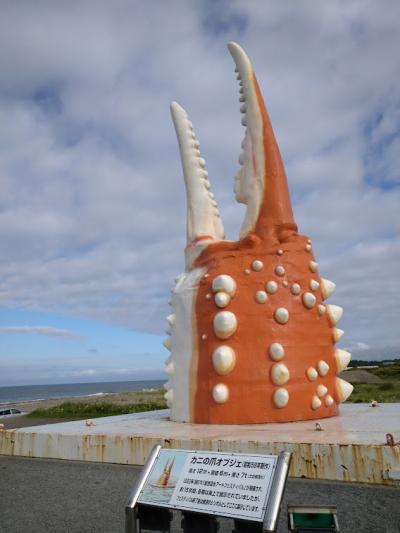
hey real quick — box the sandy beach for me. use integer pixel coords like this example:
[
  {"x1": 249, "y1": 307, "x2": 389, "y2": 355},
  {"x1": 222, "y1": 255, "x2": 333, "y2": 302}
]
[{"x1": 0, "y1": 389, "x2": 165, "y2": 429}]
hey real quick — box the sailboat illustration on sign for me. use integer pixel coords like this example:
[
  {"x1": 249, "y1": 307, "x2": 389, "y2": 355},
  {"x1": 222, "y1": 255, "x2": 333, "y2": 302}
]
[{"x1": 151, "y1": 458, "x2": 176, "y2": 489}]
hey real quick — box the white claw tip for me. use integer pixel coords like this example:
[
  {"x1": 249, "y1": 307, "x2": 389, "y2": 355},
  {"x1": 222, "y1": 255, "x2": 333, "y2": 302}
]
[
  {"x1": 336, "y1": 378, "x2": 353, "y2": 403},
  {"x1": 321, "y1": 278, "x2": 336, "y2": 299},
  {"x1": 327, "y1": 305, "x2": 343, "y2": 326},
  {"x1": 335, "y1": 348, "x2": 351, "y2": 371}
]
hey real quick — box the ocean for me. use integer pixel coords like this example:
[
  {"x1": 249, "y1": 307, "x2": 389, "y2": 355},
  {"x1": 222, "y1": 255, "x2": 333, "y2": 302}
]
[{"x1": 0, "y1": 379, "x2": 166, "y2": 405}]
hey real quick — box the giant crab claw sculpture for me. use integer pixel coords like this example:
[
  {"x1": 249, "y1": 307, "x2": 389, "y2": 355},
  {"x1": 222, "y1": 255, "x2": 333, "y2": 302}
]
[{"x1": 164, "y1": 42, "x2": 352, "y2": 424}]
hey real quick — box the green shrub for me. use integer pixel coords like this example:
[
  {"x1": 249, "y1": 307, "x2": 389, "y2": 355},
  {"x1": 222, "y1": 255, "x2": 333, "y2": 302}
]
[{"x1": 28, "y1": 401, "x2": 167, "y2": 419}]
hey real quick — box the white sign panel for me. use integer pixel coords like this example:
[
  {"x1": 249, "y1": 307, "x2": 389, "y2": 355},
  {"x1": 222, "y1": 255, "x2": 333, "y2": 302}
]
[{"x1": 138, "y1": 449, "x2": 278, "y2": 522}]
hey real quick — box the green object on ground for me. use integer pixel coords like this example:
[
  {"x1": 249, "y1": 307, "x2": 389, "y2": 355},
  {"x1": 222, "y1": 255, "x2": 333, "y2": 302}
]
[{"x1": 292, "y1": 511, "x2": 335, "y2": 528}]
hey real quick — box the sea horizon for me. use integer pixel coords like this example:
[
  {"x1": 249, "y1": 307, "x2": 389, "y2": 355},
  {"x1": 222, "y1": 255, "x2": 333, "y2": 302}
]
[{"x1": 0, "y1": 379, "x2": 166, "y2": 405}]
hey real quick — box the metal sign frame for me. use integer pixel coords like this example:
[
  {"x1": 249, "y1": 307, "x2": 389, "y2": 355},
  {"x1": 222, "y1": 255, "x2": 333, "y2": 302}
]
[{"x1": 126, "y1": 445, "x2": 291, "y2": 532}]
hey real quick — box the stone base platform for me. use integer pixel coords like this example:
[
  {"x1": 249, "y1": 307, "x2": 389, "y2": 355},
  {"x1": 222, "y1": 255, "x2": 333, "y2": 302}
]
[{"x1": 1, "y1": 404, "x2": 399, "y2": 484}]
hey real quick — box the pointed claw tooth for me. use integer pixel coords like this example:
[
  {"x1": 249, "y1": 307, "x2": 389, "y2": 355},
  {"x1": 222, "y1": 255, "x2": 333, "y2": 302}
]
[
  {"x1": 192, "y1": 139, "x2": 200, "y2": 148},
  {"x1": 163, "y1": 338, "x2": 172, "y2": 350},
  {"x1": 239, "y1": 87, "x2": 244, "y2": 94},
  {"x1": 234, "y1": 67, "x2": 239, "y2": 73},
  {"x1": 198, "y1": 157, "x2": 206, "y2": 168},
  {"x1": 164, "y1": 389, "x2": 174, "y2": 403},
  {"x1": 165, "y1": 361, "x2": 175, "y2": 375},
  {"x1": 163, "y1": 380, "x2": 171, "y2": 391},
  {"x1": 336, "y1": 378, "x2": 353, "y2": 403},
  {"x1": 166, "y1": 313, "x2": 176, "y2": 326},
  {"x1": 239, "y1": 153, "x2": 244, "y2": 165},
  {"x1": 201, "y1": 169, "x2": 208, "y2": 178},
  {"x1": 203, "y1": 179, "x2": 211, "y2": 189},
  {"x1": 239, "y1": 95, "x2": 245, "y2": 102},
  {"x1": 321, "y1": 279, "x2": 336, "y2": 299},
  {"x1": 333, "y1": 328, "x2": 344, "y2": 342},
  {"x1": 240, "y1": 104, "x2": 247, "y2": 113},
  {"x1": 241, "y1": 116, "x2": 247, "y2": 126},
  {"x1": 186, "y1": 120, "x2": 193, "y2": 129},
  {"x1": 335, "y1": 348, "x2": 351, "y2": 371},
  {"x1": 327, "y1": 305, "x2": 343, "y2": 325}
]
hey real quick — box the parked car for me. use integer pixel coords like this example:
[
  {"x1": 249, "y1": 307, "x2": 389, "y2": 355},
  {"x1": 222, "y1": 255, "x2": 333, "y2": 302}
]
[{"x1": 0, "y1": 408, "x2": 27, "y2": 418}]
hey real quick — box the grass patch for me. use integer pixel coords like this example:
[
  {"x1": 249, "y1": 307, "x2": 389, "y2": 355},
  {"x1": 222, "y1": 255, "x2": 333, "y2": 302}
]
[
  {"x1": 28, "y1": 400, "x2": 167, "y2": 419},
  {"x1": 347, "y1": 382, "x2": 400, "y2": 403},
  {"x1": 368, "y1": 364, "x2": 400, "y2": 380}
]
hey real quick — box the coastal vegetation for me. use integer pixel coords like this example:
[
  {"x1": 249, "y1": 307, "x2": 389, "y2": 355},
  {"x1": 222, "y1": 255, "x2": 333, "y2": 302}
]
[
  {"x1": 343, "y1": 362, "x2": 400, "y2": 403},
  {"x1": 28, "y1": 399, "x2": 167, "y2": 419}
]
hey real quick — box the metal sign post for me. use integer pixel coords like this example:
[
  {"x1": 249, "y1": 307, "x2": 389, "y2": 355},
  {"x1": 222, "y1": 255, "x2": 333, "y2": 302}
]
[{"x1": 125, "y1": 446, "x2": 291, "y2": 533}]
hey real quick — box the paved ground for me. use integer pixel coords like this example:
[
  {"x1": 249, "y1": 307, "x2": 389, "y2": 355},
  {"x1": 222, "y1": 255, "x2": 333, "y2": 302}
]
[{"x1": 0, "y1": 455, "x2": 399, "y2": 532}]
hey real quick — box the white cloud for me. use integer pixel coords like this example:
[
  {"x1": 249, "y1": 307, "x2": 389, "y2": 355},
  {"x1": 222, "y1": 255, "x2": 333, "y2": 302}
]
[
  {"x1": 0, "y1": 326, "x2": 81, "y2": 340},
  {"x1": 0, "y1": 0, "x2": 399, "y2": 353}
]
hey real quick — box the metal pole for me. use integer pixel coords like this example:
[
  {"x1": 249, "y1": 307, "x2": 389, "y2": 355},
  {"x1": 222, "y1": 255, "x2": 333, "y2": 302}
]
[
  {"x1": 125, "y1": 444, "x2": 162, "y2": 533},
  {"x1": 263, "y1": 451, "x2": 291, "y2": 532}
]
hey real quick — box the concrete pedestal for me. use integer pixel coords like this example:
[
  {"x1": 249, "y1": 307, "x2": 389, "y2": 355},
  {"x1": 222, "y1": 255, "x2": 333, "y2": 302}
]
[{"x1": 1, "y1": 404, "x2": 399, "y2": 484}]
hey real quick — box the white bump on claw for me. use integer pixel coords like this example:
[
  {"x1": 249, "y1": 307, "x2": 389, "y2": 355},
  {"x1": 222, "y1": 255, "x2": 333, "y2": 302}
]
[
  {"x1": 318, "y1": 360, "x2": 330, "y2": 376},
  {"x1": 327, "y1": 305, "x2": 343, "y2": 325},
  {"x1": 282, "y1": 280, "x2": 288, "y2": 287},
  {"x1": 277, "y1": 249, "x2": 284, "y2": 255},
  {"x1": 305, "y1": 244, "x2": 312, "y2": 252},
  {"x1": 205, "y1": 293, "x2": 212, "y2": 300},
  {"x1": 333, "y1": 328, "x2": 344, "y2": 342},
  {"x1": 310, "y1": 279, "x2": 320, "y2": 291},
  {"x1": 291, "y1": 283, "x2": 301, "y2": 295},
  {"x1": 255, "y1": 290, "x2": 268, "y2": 303},
  {"x1": 213, "y1": 383, "x2": 229, "y2": 403},
  {"x1": 164, "y1": 389, "x2": 174, "y2": 405},
  {"x1": 311, "y1": 396, "x2": 322, "y2": 410},
  {"x1": 273, "y1": 388, "x2": 289, "y2": 408},
  {"x1": 325, "y1": 395, "x2": 335, "y2": 407},
  {"x1": 165, "y1": 361, "x2": 175, "y2": 375},
  {"x1": 269, "y1": 343, "x2": 285, "y2": 361},
  {"x1": 275, "y1": 265, "x2": 285, "y2": 276},
  {"x1": 321, "y1": 278, "x2": 336, "y2": 299},
  {"x1": 318, "y1": 304, "x2": 327, "y2": 315},
  {"x1": 244, "y1": 269, "x2": 251, "y2": 275},
  {"x1": 213, "y1": 311, "x2": 237, "y2": 339},
  {"x1": 212, "y1": 275, "x2": 237, "y2": 296},
  {"x1": 317, "y1": 384, "x2": 328, "y2": 397},
  {"x1": 212, "y1": 346, "x2": 236, "y2": 375},
  {"x1": 215, "y1": 292, "x2": 231, "y2": 308},
  {"x1": 306, "y1": 367, "x2": 318, "y2": 381},
  {"x1": 274, "y1": 307, "x2": 289, "y2": 324},
  {"x1": 266, "y1": 281, "x2": 278, "y2": 294},
  {"x1": 271, "y1": 363, "x2": 290, "y2": 385},
  {"x1": 336, "y1": 378, "x2": 354, "y2": 403},
  {"x1": 309, "y1": 261, "x2": 318, "y2": 272},
  {"x1": 252, "y1": 260, "x2": 263, "y2": 271},
  {"x1": 166, "y1": 313, "x2": 176, "y2": 326},
  {"x1": 302, "y1": 292, "x2": 317, "y2": 309},
  {"x1": 201, "y1": 334, "x2": 207, "y2": 340},
  {"x1": 335, "y1": 348, "x2": 351, "y2": 371}
]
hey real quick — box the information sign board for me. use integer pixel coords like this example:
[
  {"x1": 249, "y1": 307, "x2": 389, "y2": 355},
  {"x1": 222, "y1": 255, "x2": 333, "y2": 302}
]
[{"x1": 137, "y1": 449, "x2": 278, "y2": 523}]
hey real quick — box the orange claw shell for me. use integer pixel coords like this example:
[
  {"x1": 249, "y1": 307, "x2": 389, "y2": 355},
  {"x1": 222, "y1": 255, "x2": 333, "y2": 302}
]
[{"x1": 165, "y1": 42, "x2": 352, "y2": 424}]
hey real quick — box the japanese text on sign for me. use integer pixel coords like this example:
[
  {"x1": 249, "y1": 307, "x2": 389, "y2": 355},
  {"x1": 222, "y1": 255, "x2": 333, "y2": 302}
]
[{"x1": 169, "y1": 451, "x2": 277, "y2": 522}]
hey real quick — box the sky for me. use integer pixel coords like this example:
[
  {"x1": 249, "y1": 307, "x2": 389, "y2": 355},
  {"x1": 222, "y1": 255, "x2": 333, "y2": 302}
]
[{"x1": 0, "y1": 0, "x2": 399, "y2": 386}]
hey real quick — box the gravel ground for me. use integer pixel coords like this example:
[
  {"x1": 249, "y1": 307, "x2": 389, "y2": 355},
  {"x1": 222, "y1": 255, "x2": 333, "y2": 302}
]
[{"x1": 0, "y1": 455, "x2": 399, "y2": 533}]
